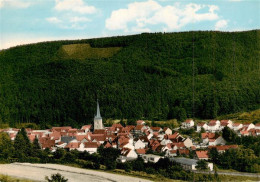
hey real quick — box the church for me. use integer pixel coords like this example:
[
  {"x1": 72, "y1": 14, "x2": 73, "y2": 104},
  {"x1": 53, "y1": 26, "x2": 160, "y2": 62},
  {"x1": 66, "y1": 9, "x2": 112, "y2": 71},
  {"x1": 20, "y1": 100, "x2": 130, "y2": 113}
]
[{"x1": 94, "y1": 100, "x2": 104, "y2": 130}]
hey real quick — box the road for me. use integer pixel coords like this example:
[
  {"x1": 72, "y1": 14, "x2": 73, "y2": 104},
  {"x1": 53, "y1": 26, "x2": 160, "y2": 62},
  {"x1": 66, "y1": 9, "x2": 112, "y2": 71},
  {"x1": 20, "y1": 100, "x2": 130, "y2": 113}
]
[
  {"x1": 194, "y1": 170, "x2": 260, "y2": 178},
  {"x1": 0, "y1": 163, "x2": 151, "y2": 182}
]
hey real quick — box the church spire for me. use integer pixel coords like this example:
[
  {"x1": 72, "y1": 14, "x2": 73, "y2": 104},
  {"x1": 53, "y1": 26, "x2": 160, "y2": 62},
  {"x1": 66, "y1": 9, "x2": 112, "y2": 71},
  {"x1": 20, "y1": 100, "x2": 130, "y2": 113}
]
[{"x1": 95, "y1": 99, "x2": 101, "y2": 118}]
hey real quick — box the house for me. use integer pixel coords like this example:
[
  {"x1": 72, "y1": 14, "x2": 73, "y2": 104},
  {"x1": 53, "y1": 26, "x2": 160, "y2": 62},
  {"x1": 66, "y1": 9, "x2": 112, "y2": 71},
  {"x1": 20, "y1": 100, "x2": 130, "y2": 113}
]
[
  {"x1": 170, "y1": 157, "x2": 213, "y2": 171},
  {"x1": 65, "y1": 142, "x2": 80, "y2": 151},
  {"x1": 255, "y1": 123, "x2": 260, "y2": 130},
  {"x1": 134, "y1": 125, "x2": 146, "y2": 135},
  {"x1": 207, "y1": 120, "x2": 220, "y2": 132},
  {"x1": 196, "y1": 122, "x2": 208, "y2": 132},
  {"x1": 142, "y1": 154, "x2": 162, "y2": 163},
  {"x1": 182, "y1": 119, "x2": 195, "y2": 129},
  {"x1": 135, "y1": 149, "x2": 146, "y2": 156},
  {"x1": 134, "y1": 139, "x2": 146, "y2": 149},
  {"x1": 150, "y1": 127, "x2": 163, "y2": 133},
  {"x1": 201, "y1": 133, "x2": 216, "y2": 144},
  {"x1": 208, "y1": 136, "x2": 226, "y2": 146},
  {"x1": 81, "y1": 125, "x2": 92, "y2": 133},
  {"x1": 208, "y1": 145, "x2": 238, "y2": 153},
  {"x1": 183, "y1": 138, "x2": 193, "y2": 148},
  {"x1": 78, "y1": 142, "x2": 99, "y2": 154},
  {"x1": 232, "y1": 123, "x2": 243, "y2": 131},
  {"x1": 196, "y1": 150, "x2": 209, "y2": 160},
  {"x1": 163, "y1": 127, "x2": 172, "y2": 135},
  {"x1": 136, "y1": 120, "x2": 145, "y2": 125},
  {"x1": 220, "y1": 120, "x2": 233, "y2": 130},
  {"x1": 243, "y1": 123, "x2": 255, "y2": 130},
  {"x1": 120, "y1": 148, "x2": 138, "y2": 159}
]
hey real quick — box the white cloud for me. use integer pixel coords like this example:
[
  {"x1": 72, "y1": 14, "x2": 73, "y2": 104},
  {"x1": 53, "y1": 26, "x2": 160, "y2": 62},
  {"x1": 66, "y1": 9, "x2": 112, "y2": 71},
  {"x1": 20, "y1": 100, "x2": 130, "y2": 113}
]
[
  {"x1": 46, "y1": 17, "x2": 62, "y2": 24},
  {"x1": 69, "y1": 17, "x2": 90, "y2": 23},
  {"x1": 46, "y1": 16, "x2": 91, "y2": 30},
  {"x1": 0, "y1": 34, "x2": 94, "y2": 50},
  {"x1": 0, "y1": 0, "x2": 31, "y2": 9},
  {"x1": 55, "y1": 0, "x2": 96, "y2": 14},
  {"x1": 0, "y1": 0, "x2": 3, "y2": 8},
  {"x1": 229, "y1": 0, "x2": 241, "y2": 2},
  {"x1": 215, "y1": 19, "x2": 228, "y2": 30},
  {"x1": 105, "y1": 0, "x2": 220, "y2": 32}
]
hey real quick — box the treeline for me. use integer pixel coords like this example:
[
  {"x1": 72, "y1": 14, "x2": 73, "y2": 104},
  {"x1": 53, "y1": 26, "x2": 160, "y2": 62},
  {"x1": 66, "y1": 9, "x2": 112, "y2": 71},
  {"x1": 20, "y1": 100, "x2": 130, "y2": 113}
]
[{"x1": 0, "y1": 31, "x2": 259, "y2": 128}]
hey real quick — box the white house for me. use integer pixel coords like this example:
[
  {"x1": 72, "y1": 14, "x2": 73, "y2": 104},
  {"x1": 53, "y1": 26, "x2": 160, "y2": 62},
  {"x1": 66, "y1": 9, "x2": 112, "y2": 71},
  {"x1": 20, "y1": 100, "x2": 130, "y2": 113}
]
[
  {"x1": 197, "y1": 122, "x2": 208, "y2": 132},
  {"x1": 208, "y1": 136, "x2": 226, "y2": 146},
  {"x1": 255, "y1": 123, "x2": 260, "y2": 130},
  {"x1": 243, "y1": 123, "x2": 255, "y2": 131},
  {"x1": 134, "y1": 139, "x2": 146, "y2": 149},
  {"x1": 220, "y1": 120, "x2": 233, "y2": 130},
  {"x1": 183, "y1": 138, "x2": 193, "y2": 148},
  {"x1": 142, "y1": 154, "x2": 162, "y2": 163},
  {"x1": 232, "y1": 123, "x2": 243, "y2": 131},
  {"x1": 78, "y1": 142, "x2": 99, "y2": 154},
  {"x1": 207, "y1": 120, "x2": 220, "y2": 132},
  {"x1": 182, "y1": 119, "x2": 195, "y2": 129},
  {"x1": 170, "y1": 157, "x2": 213, "y2": 171},
  {"x1": 121, "y1": 148, "x2": 138, "y2": 159},
  {"x1": 163, "y1": 127, "x2": 172, "y2": 135}
]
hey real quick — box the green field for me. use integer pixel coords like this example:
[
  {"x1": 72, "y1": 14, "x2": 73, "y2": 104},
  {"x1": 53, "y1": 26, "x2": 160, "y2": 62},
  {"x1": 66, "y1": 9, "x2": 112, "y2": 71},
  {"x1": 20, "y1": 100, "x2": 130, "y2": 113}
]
[{"x1": 58, "y1": 43, "x2": 122, "y2": 60}]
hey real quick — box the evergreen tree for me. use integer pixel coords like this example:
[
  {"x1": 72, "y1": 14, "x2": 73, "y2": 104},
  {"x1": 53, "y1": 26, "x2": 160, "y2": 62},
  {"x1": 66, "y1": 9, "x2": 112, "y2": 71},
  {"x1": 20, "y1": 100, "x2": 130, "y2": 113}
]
[
  {"x1": 14, "y1": 128, "x2": 32, "y2": 160},
  {"x1": 0, "y1": 132, "x2": 14, "y2": 160}
]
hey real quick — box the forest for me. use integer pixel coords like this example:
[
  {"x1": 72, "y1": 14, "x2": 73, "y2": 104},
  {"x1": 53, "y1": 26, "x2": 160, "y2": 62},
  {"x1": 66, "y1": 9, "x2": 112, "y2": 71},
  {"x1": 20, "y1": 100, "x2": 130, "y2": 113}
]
[{"x1": 0, "y1": 30, "x2": 259, "y2": 128}]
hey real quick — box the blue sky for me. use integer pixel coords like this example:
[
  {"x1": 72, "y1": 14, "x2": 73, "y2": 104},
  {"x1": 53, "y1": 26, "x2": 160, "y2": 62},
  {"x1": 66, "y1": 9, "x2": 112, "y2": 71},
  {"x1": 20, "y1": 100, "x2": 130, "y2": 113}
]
[{"x1": 0, "y1": 0, "x2": 259, "y2": 49}]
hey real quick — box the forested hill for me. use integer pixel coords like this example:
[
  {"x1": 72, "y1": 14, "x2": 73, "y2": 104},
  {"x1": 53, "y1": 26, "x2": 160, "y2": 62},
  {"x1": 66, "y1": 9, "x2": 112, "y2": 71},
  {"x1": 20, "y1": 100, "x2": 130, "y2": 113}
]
[{"x1": 0, "y1": 30, "x2": 259, "y2": 128}]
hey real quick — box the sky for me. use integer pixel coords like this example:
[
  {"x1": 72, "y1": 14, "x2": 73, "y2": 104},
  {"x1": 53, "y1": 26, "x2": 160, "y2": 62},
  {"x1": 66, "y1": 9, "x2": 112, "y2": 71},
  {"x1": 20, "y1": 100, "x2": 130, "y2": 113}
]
[{"x1": 0, "y1": 0, "x2": 259, "y2": 50}]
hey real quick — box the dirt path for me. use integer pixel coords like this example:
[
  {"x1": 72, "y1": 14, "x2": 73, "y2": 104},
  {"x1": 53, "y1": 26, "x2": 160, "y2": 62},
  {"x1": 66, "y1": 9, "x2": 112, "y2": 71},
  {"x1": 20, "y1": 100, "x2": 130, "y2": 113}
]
[{"x1": 0, "y1": 163, "x2": 151, "y2": 182}]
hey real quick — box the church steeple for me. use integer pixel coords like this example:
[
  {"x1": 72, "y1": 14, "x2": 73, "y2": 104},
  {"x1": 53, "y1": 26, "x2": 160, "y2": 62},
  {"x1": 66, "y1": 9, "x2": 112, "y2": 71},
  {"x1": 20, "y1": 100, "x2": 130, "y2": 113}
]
[
  {"x1": 95, "y1": 99, "x2": 101, "y2": 119},
  {"x1": 94, "y1": 99, "x2": 104, "y2": 130}
]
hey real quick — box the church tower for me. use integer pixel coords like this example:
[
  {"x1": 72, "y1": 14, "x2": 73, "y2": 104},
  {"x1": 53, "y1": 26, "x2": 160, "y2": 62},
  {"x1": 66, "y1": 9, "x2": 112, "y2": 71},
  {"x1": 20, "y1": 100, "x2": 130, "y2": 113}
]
[{"x1": 94, "y1": 100, "x2": 104, "y2": 130}]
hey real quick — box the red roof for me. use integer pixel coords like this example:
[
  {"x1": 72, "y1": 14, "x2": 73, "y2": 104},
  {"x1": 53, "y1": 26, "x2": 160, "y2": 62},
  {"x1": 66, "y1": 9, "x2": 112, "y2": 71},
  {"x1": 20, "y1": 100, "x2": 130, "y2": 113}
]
[
  {"x1": 150, "y1": 127, "x2": 162, "y2": 131},
  {"x1": 136, "y1": 120, "x2": 145, "y2": 125},
  {"x1": 112, "y1": 123, "x2": 123, "y2": 128},
  {"x1": 196, "y1": 150, "x2": 209, "y2": 159},
  {"x1": 93, "y1": 129, "x2": 106, "y2": 134},
  {"x1": 136, "y1": 149, "x2": 146, "y2": 154},
  {"x1": 255, "y1": 123, "x2": 260, "y2": 127},
  {"x1": 83, "y1": 142, "x2": 99, "y2": 148},
  {"x1": 208, "y1": 145, "x2": 238, "y2": 151},
  {"x1": 76, "y1": 135, "x2": 89, "y2": 142},
  {"x1": 201, "y1": 133, "x2": 216, "y2": 139},
  {"x1": 90, "y1": 134, "x2": 106, "y2": 142},
  {"x1": 166, "y1": 132, "x2": 179, "y2": 140},
  {"x1": 178, "y1": 149, "x2": 189, "y2": 155},
  {"x1": 233, "y1": 123, "x2": 242, "y2": 127},
  {"x1": 135, "y1": 125, "x2": 144, "y2": 131},
  {"x1": 81, "y1": 125, "x2": 92, "y2": 130},
  {"x1": 185, "y1": 119, "x2": 193, "y2": 123},
  {"x1": 65, "y1": 142, "x2": 80, "y2": 149},
  {"x1": 197, "y1": 122, "x2": 206, "y2": 126}
]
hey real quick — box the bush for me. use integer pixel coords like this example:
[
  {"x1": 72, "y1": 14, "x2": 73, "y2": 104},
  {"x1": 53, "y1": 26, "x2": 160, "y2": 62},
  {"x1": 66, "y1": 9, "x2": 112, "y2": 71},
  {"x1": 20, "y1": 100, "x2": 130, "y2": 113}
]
[{"x1": 45, "y1": 173, "x2": 68, "y2": 182}]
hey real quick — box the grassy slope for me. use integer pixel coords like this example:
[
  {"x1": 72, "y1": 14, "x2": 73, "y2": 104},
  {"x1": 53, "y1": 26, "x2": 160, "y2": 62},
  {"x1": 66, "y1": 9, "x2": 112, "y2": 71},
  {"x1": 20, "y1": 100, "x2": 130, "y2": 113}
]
[{"x1": 217, "y1": 109, "x2": 260, "y2": 124}]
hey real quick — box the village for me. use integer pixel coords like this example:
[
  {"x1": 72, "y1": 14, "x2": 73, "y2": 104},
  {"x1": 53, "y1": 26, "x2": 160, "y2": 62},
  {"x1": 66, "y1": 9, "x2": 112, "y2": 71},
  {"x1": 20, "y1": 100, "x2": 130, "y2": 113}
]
[{"x1": 1, "y1": 101, "x2": 260, "y2": 172}]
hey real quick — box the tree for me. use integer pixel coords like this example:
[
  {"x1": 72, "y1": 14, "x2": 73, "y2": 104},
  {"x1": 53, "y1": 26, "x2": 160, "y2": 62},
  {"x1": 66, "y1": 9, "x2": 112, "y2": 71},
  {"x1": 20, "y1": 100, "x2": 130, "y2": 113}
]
[
  {"x1": 0, "y1": 132, "x2": 14, "y2": 159},
  {"x1": 45, "y1": 173, "x2": 68, "y2": 182},
  {"x1": 53, "y1": 148, "x2": 65, "y2": 160},
  {"x1": 209, "y1": 148, "x2": 219, "y2": 164},
  {"x1": 222, "y1": 126, "x2": 237, "y2": 143},
  {"x1": 14, "y1": 128, "x2": 32, "y2": 159},
  {"x1": 32, "y1": 137, "x2": 41, "y2": 157},
  {"x1": 196, "y1": 160, "x2": 208, "y2": 170}
]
